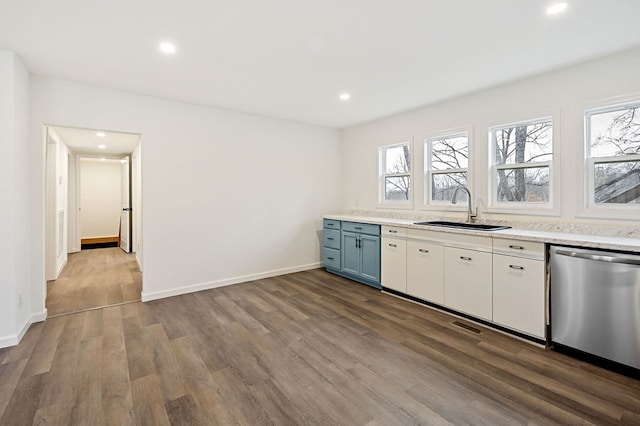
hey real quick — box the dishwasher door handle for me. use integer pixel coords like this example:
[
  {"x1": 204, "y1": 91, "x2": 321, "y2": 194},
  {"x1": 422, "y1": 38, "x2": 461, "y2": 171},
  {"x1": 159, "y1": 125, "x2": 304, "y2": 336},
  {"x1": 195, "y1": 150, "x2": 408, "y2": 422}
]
[{"x1": 555, "y1": 249, "x2": 640, "y2": 266}]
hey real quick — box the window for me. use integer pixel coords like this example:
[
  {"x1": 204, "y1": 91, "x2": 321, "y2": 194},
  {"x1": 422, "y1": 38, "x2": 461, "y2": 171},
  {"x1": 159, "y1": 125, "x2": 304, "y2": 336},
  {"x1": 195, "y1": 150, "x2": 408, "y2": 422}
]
[
  {"x1": 379, "y1": 142, "x2": 411, "y2": 206},
  {"x1": 585, "y1": 101, "x2": 640, "y2": 207},
  {"x1": 490, "y1": 118, "x2": 553, "y2": 205},
  {"x1": 425, "y1": 133, "x2": 469, "y2": 204}
]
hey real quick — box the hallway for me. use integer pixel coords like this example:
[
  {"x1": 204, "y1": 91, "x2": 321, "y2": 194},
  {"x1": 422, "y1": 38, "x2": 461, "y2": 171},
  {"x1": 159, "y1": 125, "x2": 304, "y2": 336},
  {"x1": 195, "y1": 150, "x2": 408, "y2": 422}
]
[{"x1": 46, "y1": 248, "x2": 142, "y2": 316}]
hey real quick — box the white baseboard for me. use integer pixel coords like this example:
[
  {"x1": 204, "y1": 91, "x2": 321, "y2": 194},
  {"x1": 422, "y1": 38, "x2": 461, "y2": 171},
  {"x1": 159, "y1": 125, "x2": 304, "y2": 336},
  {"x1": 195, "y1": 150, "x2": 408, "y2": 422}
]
[
  {"x1": 0, "y1": 334, "x2": 18, "y2": 349},
  {"x1": 32, "y1": 309, "x2": 48, "y2": 323},
  {"x1": 0, "y1": 310, "x2": 47, "y2": 348},
  {"x1": 141, "y1": 262, "x2": 322, "y2": 302},
  {"x1": 55, "y1": 257, "x2": 67, "y2": 280}
]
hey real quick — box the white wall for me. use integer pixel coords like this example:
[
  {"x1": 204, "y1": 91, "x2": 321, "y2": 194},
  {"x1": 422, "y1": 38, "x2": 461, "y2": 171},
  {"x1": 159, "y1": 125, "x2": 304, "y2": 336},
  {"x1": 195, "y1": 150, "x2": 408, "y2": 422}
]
[
  {"x1": 132, "y1": 142, "x2": 143, "y2": 269},
  {"x1": 67, "y1": 153, "x2": 79, "y2": 252},
  {"x1": 29, "y1": 75, "x2": 342, "y2": 308},
  {"x1": 341, "y1": 47, "x2": 640, "y2": 226},
  {"x1": 45, "y1": 128, "x2": 69, "y2": 280},
  {"x1": 0, "y1": 50, "x2": 34, "y2": 348},
  {"x1": 80, "y1": 158, "x2": 122, "y2": 239}
]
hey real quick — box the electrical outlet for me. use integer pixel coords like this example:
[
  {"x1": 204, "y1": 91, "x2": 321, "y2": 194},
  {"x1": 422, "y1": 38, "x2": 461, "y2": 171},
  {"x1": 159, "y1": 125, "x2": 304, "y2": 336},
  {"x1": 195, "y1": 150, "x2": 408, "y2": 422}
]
[{"x1": 18, "y1": 292, "x2": 23, "y2": 308}]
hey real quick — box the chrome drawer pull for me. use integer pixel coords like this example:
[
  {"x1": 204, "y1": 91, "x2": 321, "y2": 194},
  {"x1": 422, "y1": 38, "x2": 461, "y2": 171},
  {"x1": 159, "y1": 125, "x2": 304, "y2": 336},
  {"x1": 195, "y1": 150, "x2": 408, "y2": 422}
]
[
  {"x1": 509, "y1": 265, "x2": 524, "y2": 270},
  {"x1": 389, "y1": 230, "x2": 397, "y2": 233},
  {"x1": 389, "y1": 243, "x2": 397, "y2": 248},
  {"x1": 418, "y1": 249, "x2": 429, "y2": 253},
  {"x1": 509, "y1": 245, "x2": 524, "y2": 250},
  {"x1": 460, "y1": 256, "x2": 472, "y2": 261}
]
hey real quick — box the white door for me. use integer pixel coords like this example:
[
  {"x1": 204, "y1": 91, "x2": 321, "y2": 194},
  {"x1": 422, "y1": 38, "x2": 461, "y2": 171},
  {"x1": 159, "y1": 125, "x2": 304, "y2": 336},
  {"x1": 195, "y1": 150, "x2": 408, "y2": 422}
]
[{"x1": 120, "y1": 156, "x2": 131, "y2": 252}]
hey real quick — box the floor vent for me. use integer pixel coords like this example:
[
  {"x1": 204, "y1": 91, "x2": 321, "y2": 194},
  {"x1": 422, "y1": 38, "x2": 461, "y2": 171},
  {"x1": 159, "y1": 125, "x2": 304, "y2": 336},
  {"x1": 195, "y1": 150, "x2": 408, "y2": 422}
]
[{"x1": 452, "y1": 321, "x2": 481, "y2": 334}]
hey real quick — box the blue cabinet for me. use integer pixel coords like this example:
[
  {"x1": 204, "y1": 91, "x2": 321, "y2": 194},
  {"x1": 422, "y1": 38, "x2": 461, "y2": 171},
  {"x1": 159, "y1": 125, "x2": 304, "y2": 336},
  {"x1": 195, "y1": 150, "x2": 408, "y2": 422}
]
[
  {"x1": 323, "y1": 219, "x2": 380, "y2": 289},
  {"x1": 323, "y1": 219, "x2": 342, "y2": 271}
]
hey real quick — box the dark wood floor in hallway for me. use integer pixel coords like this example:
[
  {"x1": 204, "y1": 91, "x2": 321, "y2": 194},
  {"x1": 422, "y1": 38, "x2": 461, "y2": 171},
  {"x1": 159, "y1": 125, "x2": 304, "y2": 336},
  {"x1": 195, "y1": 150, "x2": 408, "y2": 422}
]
[
  {"x1": 46, "y1": 247, "x2": 142, "y2": 316},
  {"x1": 2, "y1": 269, "x2": 639, "y2": 425}
]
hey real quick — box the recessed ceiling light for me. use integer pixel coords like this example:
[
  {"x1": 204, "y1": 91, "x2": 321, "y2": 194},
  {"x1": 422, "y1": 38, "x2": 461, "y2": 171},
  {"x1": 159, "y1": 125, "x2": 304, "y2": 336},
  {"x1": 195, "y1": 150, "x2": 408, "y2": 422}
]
[
  {"x1": 159, "y1": 42, "x2": 177, "y2": 55},
  {"x1": 98, "y1": 144, "x2": 106, "y2": 150},
  {"x1": 339, "y1": 93, "x2": 351, "y2": 101},
  {"x1": 546, "y1": 2, "x2": 569, "y2": 15},
  {"x1": 96, "y1": 132, "x2": 106, "y2": 138}
]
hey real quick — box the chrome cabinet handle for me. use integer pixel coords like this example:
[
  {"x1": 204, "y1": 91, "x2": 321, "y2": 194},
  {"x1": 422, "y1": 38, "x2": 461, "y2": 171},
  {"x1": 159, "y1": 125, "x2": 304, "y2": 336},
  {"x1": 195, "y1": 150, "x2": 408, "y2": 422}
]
[
  {"x1": 509, "y1": 265, "x2": 524, "y2": 270},
  {"x1": 509, "y1": 245, "x2": 524, "y2": 250},
  {"x1": 418, "y1": 248, "x2": 429, "y2": 253},
  {"x1": 460, "y1": 256, "x2": 472, "y2": 261},
  {"x1": 388, "y1": 243, "x2": 397, "y2": 248},
  {"x1": 389, "y1": 229, "x2": 397, "y2": 233}
]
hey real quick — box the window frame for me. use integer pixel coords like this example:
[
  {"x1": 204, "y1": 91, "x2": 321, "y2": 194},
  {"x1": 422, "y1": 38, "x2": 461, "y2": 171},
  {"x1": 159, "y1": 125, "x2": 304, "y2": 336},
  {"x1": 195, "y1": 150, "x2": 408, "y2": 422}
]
[
  {"x1": 487, "y1": 115, "x2": 559, "y2": 215},
  {"x1": 378, "y1": 140, "x2": 413, "y2": 209},
  {"x1": 423, "y1": 130, "x2": 470, "y2": 210},
  {"x1": 583, "y1": 99, "x2": 640, "y2": 217}
]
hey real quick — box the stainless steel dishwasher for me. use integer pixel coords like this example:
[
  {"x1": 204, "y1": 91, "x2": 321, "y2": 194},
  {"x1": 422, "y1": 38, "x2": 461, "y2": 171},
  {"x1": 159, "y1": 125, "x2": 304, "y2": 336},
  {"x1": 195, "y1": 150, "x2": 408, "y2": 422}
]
[{"x1": 550, "y1": 245, "x2": 640, "y2": 371}]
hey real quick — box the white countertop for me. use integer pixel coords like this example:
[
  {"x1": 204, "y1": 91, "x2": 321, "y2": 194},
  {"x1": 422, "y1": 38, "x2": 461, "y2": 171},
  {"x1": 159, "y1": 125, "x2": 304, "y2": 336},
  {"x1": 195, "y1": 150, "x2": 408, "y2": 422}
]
[{"x1": 323, "y1": 214, "x2": 640, "y2": 253}]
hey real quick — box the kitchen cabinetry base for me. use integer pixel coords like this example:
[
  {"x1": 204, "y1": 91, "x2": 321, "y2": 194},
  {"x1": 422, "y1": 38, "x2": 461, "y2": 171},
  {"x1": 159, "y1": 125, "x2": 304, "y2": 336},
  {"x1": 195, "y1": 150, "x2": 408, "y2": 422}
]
[
  {"x1": 326, "y1": 267, "x2": 382, "y2": 289},
  {"x1": 382, "y1": 287, "x2": 546, "y2": 346}
]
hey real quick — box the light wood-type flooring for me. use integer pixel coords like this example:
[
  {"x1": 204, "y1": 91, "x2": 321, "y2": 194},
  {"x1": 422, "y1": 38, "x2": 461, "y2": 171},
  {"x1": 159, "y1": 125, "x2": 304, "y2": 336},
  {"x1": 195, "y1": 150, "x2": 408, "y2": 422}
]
[
  {"x1": 46, "y1": 247, "x2": 142, "y2": 316},
  {"x1": 2, "y1": 269, "x2": 639, "y2": 425}
]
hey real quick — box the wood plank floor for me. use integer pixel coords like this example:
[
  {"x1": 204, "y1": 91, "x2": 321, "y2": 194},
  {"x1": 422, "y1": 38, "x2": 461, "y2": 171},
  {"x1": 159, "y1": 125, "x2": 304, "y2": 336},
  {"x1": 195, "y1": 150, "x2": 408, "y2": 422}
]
[
  {"x1": 3, "y1": 269, "x2": 639, "y2": 425},
  {"x1": 46, "y1": 248, "x2": 142, "y2": 316}
]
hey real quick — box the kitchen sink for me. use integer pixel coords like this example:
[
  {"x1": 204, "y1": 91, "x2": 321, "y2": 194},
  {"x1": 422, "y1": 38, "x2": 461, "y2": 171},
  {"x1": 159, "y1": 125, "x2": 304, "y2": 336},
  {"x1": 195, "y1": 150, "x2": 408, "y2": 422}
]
[{"x1": 413, "y1": 220, "x2": 511, "y2": 231}]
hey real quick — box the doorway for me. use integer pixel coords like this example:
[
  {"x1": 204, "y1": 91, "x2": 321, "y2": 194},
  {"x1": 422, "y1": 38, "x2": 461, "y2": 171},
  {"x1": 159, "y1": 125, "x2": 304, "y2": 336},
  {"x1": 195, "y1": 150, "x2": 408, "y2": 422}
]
[{"x1": 44, "y1": 125, "x2": 142, "y2": 316}]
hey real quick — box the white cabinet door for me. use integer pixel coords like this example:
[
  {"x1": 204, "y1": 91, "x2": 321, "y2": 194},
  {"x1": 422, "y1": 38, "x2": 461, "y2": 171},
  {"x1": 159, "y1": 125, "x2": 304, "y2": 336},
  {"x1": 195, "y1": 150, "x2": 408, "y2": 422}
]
[
  {"x1": 381, "y1": 237, "x2": 406, "y2": 292},
  {"x1": 444, "y1": 247, "x2": 493, "y2": 321},
  {"x1": 492, "y1": 254, "x2": 545, "y2": 338},
  {"x1": 407, "y1": 240, "x2": 444, "y2": 304}
]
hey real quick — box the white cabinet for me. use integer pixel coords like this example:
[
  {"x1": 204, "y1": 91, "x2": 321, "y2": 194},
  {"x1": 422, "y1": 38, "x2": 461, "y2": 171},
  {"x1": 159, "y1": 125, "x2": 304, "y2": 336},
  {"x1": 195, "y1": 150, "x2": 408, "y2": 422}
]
[
  {"x1": 444, "y1": 246, "x2": 493, "y2": 321},
  {"x1": 381, "y1": 227, "x2": 407, "y2": 292},
  {"x1": 492, "y1": 249, "x2": 545, "y2": 339},
  {"x1": 406, "y1": 240, "x2": 444, "y2": 304}
]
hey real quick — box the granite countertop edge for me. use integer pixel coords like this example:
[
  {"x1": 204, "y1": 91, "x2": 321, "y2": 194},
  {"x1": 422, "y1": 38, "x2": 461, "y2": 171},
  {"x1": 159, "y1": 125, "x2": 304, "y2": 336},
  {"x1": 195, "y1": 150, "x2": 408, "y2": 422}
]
[{"x1": 323, "y1": 214, "x2": 640, "y2": 253}]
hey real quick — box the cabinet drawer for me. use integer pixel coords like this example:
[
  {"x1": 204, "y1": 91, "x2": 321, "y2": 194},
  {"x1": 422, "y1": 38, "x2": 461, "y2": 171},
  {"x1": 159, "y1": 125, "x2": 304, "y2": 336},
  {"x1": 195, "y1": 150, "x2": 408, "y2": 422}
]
[
  {"x1": 493, "y1": 238, "x2": 544, "y2": 260},
  {"x1": 406, "y1": 240, "x2": 444, "y2": 304},
  {"x1": 382, "y1": 225, "x2": 407, "y2": 237},
  {"x1": 381, "y1": 237, "x2": 407, "y2": 293},
  {"x1": 342, "y1": 221, "x2": 380, "y2": 236},
  {"x1": 323, "y1": 248, "x2": 341, "y2": 269},
  {"x1": 323, "y1": 229, "x2": 340, "y2": 249},
  {"x1": 323, "y1": 219, "x2": 341, "y2": 230},
  {"x1": 493, "y1": 254, "x2": 545, "y2": 338}
]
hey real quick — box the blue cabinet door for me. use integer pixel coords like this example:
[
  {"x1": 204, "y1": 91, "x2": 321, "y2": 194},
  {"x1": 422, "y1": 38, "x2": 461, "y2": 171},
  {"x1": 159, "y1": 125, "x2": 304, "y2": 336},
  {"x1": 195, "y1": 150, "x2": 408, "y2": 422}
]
[
  {"x1": 341, "y1": 231, "x2": 360, "y2": 276},
  {"x1": 360, "y1": 234, "x2": 380, "y2": 283}
]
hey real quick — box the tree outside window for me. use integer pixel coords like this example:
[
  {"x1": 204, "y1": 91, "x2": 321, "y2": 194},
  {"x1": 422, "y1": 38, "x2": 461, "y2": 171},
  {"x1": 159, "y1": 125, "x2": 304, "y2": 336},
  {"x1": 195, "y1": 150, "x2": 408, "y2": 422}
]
[
  {"x1": 426, "y1": 133, "x2": 468, "y2": 203},
  {"x1": 587, "y1": 102, "x2": 640, "y2": 205},
  {"x1": 491, "y1": 119, "x2": 553, "y2": 204},
  {"x1": 380, "y1": 143, "x2": 411, "y2": 202}
]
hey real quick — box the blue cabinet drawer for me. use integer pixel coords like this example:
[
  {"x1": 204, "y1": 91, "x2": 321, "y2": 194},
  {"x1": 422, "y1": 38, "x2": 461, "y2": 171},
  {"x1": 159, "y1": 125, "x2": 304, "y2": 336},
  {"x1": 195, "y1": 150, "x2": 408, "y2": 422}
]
[
  {"x1": 323, "y1": 248, "x2": 341, "y2": 269},
  {"x1": 342, "y1": 221, "x2": 380, "y2": 236},
  {"x1": 323, "y1": 229, "x2": 340, "y2": 249},
  {"x1": 323, "y1": 219, "x2": 341, "y2": 230}
]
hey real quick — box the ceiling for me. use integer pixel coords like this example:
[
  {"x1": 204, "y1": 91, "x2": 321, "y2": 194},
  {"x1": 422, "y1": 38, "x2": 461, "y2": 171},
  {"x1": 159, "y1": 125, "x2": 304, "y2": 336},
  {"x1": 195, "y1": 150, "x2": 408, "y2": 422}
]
[
  {"x1": 2, "y1": 1, "x2": 640, "y2": 129},
  {"x1": 51, "y1": 126, "x2": 140, "y2": 156}
]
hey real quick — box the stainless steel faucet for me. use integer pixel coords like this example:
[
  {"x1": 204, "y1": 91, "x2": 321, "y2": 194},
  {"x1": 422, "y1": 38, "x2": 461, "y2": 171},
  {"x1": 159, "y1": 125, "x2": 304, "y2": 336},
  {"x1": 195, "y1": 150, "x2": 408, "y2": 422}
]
[{"x1": 452, "y1": 186, "x2": 477, "y2": 223}]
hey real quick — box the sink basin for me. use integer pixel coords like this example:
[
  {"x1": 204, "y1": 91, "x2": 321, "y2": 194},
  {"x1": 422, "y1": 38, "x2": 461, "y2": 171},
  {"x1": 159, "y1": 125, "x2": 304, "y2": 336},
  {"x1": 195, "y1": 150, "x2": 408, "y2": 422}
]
[{"x1": 413, "y1": 220, "x2": 511, "y2": 231}]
